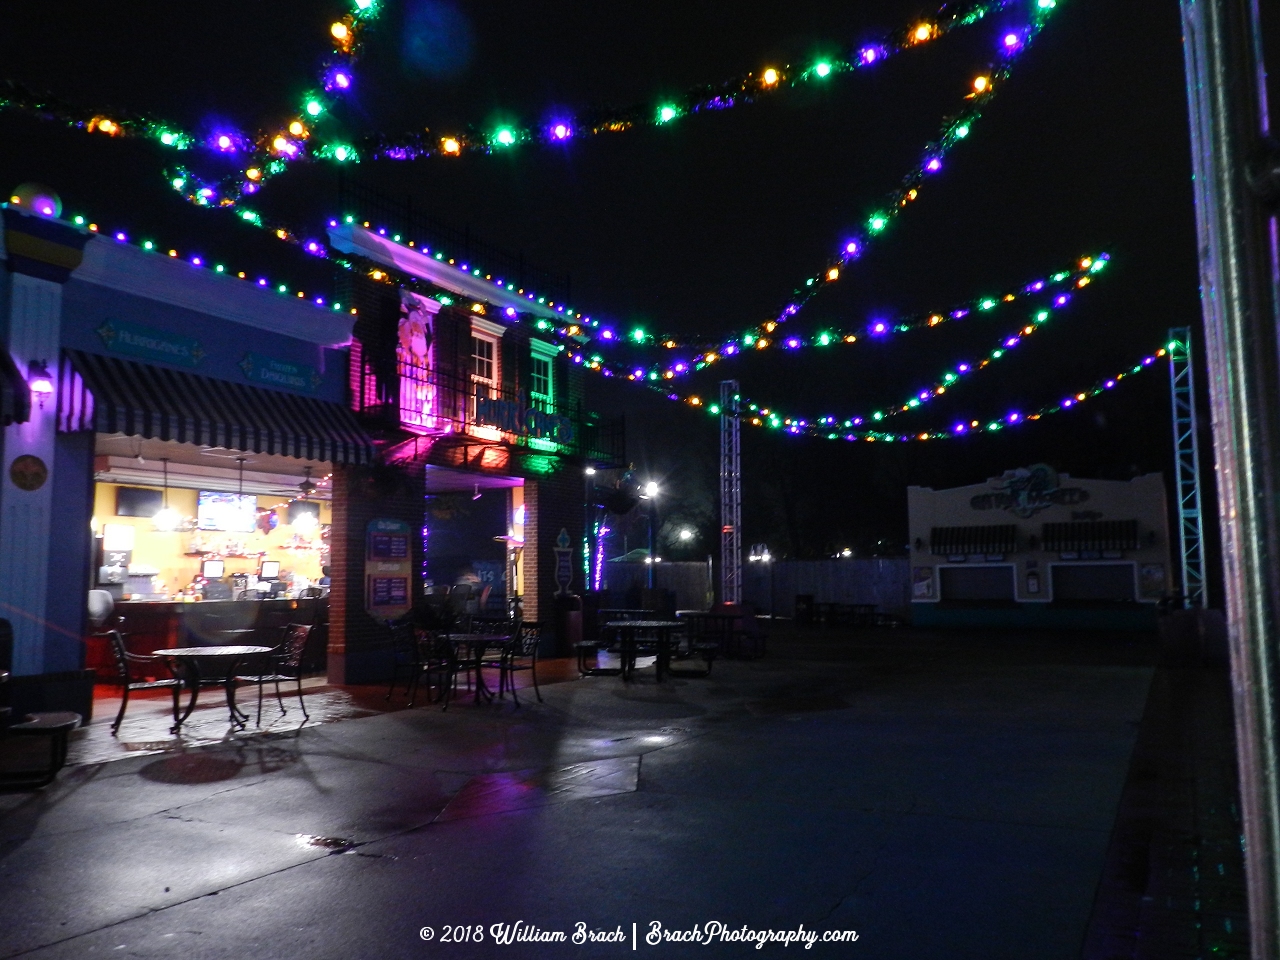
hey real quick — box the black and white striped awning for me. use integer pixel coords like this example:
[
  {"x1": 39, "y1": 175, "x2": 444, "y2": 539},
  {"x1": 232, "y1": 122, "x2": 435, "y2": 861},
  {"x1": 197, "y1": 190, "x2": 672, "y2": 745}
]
[
  {"x1": 58, "y1": 349, "x2": 375, "y2": 465},
  {"x1": 0, "y1": 347, "x2": 31, "y2": 426}
]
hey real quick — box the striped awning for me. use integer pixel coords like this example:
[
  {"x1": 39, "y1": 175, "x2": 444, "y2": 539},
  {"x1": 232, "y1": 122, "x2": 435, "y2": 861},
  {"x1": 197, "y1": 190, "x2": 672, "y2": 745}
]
[
  {"x1": 59, "y1": 349, "x2": 376, "y2": 465},
  {"x1": 0, "y1": 346, "x2": 31, "y2": 426}
]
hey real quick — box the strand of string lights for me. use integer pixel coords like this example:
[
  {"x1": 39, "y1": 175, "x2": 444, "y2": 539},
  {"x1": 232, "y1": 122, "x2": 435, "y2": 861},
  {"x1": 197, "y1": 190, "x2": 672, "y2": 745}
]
[
  {"x1": 554, "y1": 260, "x2": 1104, "y2": 412},
  {"x1": 557, "y1": 254, "x2": 1108, "y2": 384},
  {"x1": 0, "y1": 0, "x2": 1038, "y2": 205},
  {"x1": 753, "y1": 0, "x2": 1061, "y2": 337},
  {"x1": 685, "y1": 345, "x2": 1169, "y2": 442}
]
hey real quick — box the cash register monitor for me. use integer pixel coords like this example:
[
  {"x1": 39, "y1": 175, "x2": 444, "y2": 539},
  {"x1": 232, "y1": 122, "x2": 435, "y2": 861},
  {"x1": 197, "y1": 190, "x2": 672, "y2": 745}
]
[
  {"x1": 201, "y1": 559, "x2": 225, "y2": 580},
  {"x1": 258, "y1": 560, "x2": 281, "y2": 582}
]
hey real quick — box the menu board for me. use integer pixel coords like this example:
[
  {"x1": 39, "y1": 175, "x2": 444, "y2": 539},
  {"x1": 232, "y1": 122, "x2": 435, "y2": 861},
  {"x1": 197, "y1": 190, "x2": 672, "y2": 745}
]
[
  {"x1": 365, "y1": 518, "x2": 413, "y2": 620},
  {"x1": 370, "y1": 577, "x2": 409, "y2": 606},
  {"x1": 370, "y1": 532, "x2": 410, "y2": 559}
]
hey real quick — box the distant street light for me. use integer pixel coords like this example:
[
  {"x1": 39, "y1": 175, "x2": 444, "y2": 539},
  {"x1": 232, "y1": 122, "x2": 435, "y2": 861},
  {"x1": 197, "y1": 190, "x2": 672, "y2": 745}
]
[
  {"x1": 678, "y1": 528, "x2": 694, "y2": 542},
  {"x1": 643, "y1": 481, "x2": 660, "y2": 587}
]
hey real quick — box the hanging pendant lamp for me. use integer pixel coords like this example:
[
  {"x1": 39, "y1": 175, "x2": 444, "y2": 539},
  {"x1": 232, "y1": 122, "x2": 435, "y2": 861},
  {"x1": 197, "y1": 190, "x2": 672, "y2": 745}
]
[{"x1": 154, "y1": 458, "x2": 181, "y2": 531}]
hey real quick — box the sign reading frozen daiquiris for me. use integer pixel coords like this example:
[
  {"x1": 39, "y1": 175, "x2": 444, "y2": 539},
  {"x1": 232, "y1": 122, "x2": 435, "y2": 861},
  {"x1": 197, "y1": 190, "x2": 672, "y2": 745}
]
[
  {"x1": 239, "y1": 352, "x2": 321, "y2": 392},
  {"x1": 474, "y1": 389, "x2": 575, "y2": 444}
]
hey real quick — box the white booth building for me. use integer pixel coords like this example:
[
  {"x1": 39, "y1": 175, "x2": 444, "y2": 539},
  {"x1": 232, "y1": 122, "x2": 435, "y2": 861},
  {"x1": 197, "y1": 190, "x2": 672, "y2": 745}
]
[{"x1": 908, "y1": 466, "x2": 1170, "y2": 630}]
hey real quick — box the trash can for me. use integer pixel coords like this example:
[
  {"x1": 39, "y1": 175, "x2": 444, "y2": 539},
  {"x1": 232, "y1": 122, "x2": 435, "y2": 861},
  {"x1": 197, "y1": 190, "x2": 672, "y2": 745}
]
[
  {"x1": 554, "y1": 594, "x2": 583, "y2": 657},
  {"x1": 794, "y1": 594, "x2": 815, "y2": 625}
]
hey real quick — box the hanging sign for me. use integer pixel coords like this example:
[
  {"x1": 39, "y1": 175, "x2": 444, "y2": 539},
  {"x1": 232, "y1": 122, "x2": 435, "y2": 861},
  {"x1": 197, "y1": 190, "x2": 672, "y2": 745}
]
[
  {"x1": 239, "y1": 353, "x2": 322, "y2": 392},
  {"x1": 97, "y1": 319, "x2": 204, "y2": 366},
  {"x1": 365, "y1": 518, "x2": 413, "y2": 620}
]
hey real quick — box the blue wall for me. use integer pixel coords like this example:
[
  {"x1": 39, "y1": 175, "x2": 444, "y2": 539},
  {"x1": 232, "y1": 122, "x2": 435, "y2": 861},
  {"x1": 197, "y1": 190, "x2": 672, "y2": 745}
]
[
  {"x1": 60, "y1": 280, "x2": 347, "y2": 403},
  {"x1": 44, "y1": 430, "x2": 94, "y2": 671}
]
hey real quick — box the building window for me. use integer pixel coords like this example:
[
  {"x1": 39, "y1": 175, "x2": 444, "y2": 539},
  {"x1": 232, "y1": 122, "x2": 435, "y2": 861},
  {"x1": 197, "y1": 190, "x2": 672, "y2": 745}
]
[
  {"x1": 531, "y1": 357, "x2": 551, "y2": 400},
  {"x1": 530, "y1": 339, "x2": 558, "y2": 410},
  {"x1": 471, "y1": 336, "x2": 496, "y2": 385}
]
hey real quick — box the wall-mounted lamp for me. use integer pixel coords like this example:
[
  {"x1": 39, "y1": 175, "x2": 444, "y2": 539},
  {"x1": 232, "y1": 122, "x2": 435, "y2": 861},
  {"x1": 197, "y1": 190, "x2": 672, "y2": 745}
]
[{"x1": 27, "y1": 360, "x2": 53, "y2": 408}]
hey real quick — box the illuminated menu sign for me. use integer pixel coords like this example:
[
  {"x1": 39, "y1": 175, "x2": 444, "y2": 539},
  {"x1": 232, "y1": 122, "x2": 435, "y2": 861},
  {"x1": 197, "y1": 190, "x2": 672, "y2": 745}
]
[{"x1": 365, "y1": 518, "x2": 413, "y2": 620}]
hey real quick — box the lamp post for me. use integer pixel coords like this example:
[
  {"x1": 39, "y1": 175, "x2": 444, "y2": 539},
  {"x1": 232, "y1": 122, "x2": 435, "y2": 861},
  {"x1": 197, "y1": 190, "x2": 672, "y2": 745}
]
[
  {"x1": 642, "y1": 481, "x2": 659, "y2": 588},
  {"x1": 749, "y1": 544, "x2": 773, "y2": 617},
  {"x1": 584, "y1": 466, "x2": 596, "y2": 592}
]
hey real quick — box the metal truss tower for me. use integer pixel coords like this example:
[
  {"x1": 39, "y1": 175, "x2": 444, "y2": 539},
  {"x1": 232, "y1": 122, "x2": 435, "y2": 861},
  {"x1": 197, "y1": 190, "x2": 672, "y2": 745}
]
[
  {"x1": 1167, "y1": 326, "x2": 1206, "y2": 608},
  {"x1": 719, "y1": 380, "x2": 742, "y2": 604}
]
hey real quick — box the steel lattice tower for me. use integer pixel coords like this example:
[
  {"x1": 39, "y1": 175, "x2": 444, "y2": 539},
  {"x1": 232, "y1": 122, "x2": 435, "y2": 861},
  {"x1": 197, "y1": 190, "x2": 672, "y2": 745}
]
[
  {"x1": 1168, "y1": 326, "x2": 1206, "y2": 608},
  {"x1": 719, "y1": 380, "x2": 742, "y2": 604}
]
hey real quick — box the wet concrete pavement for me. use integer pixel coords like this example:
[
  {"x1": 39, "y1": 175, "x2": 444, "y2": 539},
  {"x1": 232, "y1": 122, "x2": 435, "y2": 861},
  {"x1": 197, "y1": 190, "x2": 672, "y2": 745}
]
[{"x1": 0, "y1": 628, "x2": 1156, "y2": 959}]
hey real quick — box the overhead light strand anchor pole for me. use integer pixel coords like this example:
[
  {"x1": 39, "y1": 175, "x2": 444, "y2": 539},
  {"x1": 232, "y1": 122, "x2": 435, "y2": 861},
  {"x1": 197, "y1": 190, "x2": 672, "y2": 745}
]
[{"x1": 1179, "y1": 0, "x2": 1280, "y2": 953}]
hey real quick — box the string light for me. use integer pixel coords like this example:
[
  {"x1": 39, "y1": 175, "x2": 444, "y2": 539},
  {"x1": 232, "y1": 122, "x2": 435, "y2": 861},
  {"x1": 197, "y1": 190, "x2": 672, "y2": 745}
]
[
  {"x1": 6, "y1": 203, "x2": 350, "y2": 315},
  {"x1": 647, "y1": 346, "x2": 1167, "y2": 443},
  {"x1": 752, "y1": 0, "x2": 1061, "y2": 337},
  {"x1": 727, "y1": 275, "x2": 1103, "y2": 429},
  {"x1": 508, "y1": 254, "x2": 1107, "y2": 385},
  {"x1": 0, "y1": 0, "x2": 1033, "y2": 202}
]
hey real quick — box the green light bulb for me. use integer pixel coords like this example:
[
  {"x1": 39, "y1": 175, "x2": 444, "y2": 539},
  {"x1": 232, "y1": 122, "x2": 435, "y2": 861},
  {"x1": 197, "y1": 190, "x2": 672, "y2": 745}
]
[
  {"x1": 814, "y1": 62, "x2": 831, "y2": 77},
  {"x1": 709, "y1": 405, "x2": 720, "y2": 414},
  {"x1": 873, "y1": 412, "x2": 883, "y2": 421},
  {"x1": 143, "y1": 240, "x2": 154, "y2": 250},
  {"x1": 172, "y1": 177, "x2": 186, "y2": 189},
  {"x1": 992, "y1": 349, "x2": 1003, "y2": 358},
  {"x1": 306, "y1": 100, "x2": 323, "y2": 117},
  {"x1": 496, "y1": 128, "x2": 516, "y2": 146},
  {"x1": 868, "y1": 215, "x2": 887, "y2": 232},
  {"x1": 658, "y1": 106, "x2": 678, "y2": 123},
  {"x1": 632, "y1": 329, "x2": 646, "y2": 342},
  {"x1": 955, "y1": 124, "x2": 970, "y2": 138},
  {"x1": 73, "y1": 216, "x2": 85, "y2": 225},
  {"x1": 980, "y1": 299, "x2": 995, "y2": 310},
  {"x1": 1036, "y1": 311, "x2": 1049, "y2": 322},
  {"x1": 818, "y1": 333, "x2": 831, "y2": 345}
]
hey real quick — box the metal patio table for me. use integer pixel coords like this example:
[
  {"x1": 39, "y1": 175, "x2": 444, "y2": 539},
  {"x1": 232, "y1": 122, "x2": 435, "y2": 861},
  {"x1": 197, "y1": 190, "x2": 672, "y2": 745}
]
[{"x1": 156, "y1": 645, "x2": 272, "y2": 733}]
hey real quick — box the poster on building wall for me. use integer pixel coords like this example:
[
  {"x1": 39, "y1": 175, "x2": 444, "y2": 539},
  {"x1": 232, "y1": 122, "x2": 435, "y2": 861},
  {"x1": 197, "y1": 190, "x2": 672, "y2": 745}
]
[
  {"x1": 912, "y1": 566, "x2": 935, "y2": 599},
  {"x1": 554, "y1": 528, "x2": 573, "y2": 596},
  {"x1": 398, "y1": 290, "x2": 437, "y2": 429},
  {"x1": 366, "y1": 518, "x2": 413, "y2": 620}
]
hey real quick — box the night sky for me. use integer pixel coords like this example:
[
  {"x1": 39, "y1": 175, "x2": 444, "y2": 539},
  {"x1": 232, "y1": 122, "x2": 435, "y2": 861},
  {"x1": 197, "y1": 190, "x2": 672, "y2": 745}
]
[{"x1": 0, "y1": 0, "x2": 1245, "y2": 570}]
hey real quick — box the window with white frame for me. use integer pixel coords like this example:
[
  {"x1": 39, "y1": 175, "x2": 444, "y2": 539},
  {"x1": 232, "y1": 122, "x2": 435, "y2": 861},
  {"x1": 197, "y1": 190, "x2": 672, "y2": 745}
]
[
  {"x1": 471, "y1": 336, "x2": 495, "y2": 384},
  {"x1": 469, "y1": 317, "x2": 506, "y2": 395},
  {"x1": 530, "y1": 340, "x2": 557, "y2": 408}
]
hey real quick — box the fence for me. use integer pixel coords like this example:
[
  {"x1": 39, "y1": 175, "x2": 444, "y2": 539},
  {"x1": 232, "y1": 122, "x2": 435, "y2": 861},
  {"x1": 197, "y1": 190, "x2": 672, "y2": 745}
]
[
  {"x1": 601, "y1": 561, "x2": 714, "y2": 612},
  {"x1": 743, "y1": 559, "x2": 911, "y2": 618}
]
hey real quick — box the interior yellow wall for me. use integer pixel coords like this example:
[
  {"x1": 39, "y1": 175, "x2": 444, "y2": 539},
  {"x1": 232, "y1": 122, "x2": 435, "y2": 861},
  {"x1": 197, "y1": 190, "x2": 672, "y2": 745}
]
[{"x1": 93, "y1": 482, "x2": 331, "y2": 597}]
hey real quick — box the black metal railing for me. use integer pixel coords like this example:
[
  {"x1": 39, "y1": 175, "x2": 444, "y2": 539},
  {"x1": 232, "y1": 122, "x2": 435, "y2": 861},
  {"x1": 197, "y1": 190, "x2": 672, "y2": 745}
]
[
  {"x1": 351, "y1": 355, "x2": 624, "y2": 465},
  {"x1": 337, "y1": 173, "x2": 572, "y2": 306}
]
